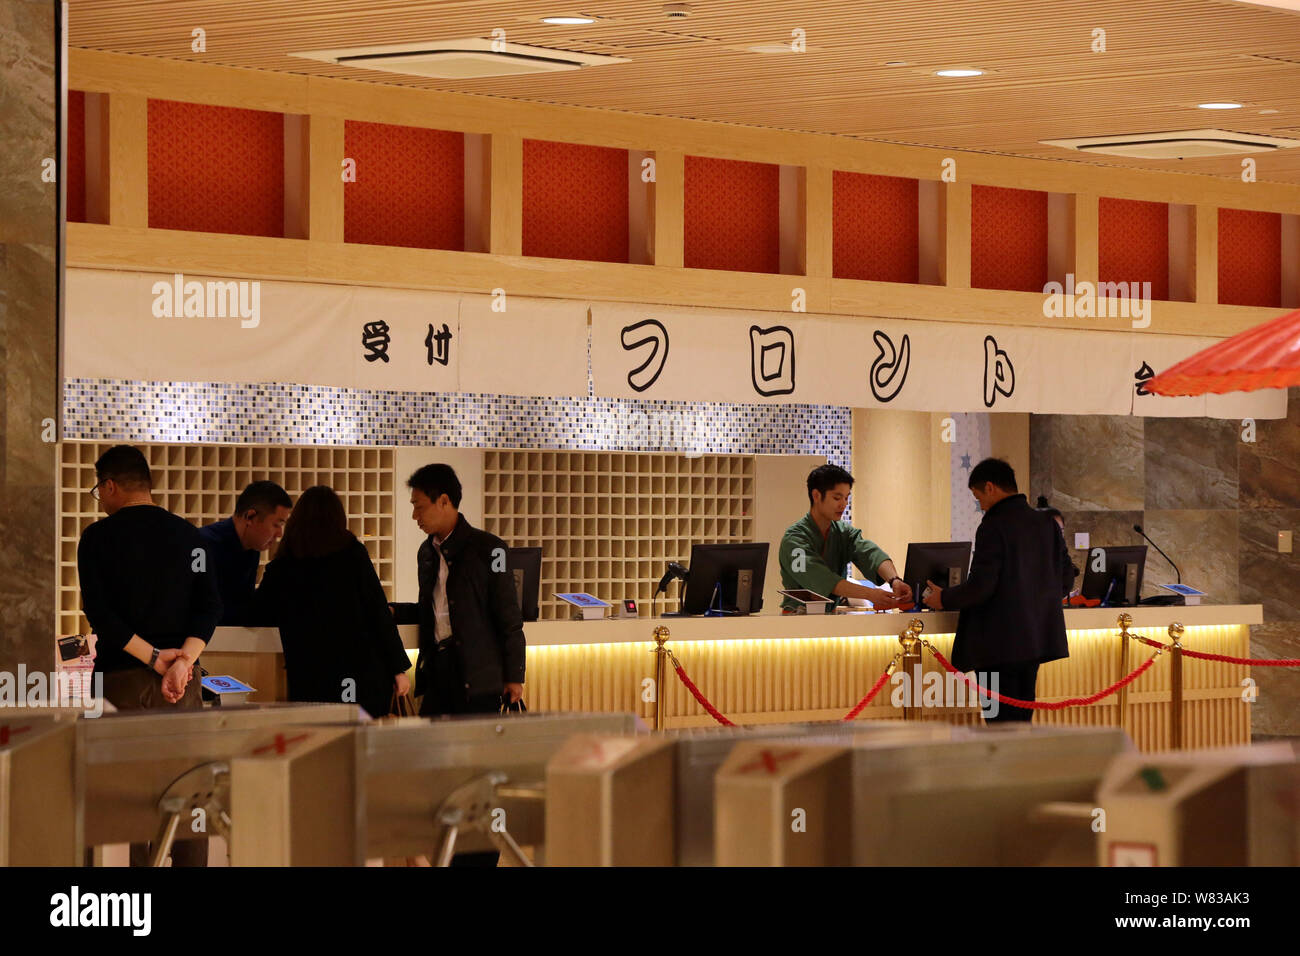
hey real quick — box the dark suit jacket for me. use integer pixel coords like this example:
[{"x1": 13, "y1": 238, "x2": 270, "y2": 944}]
[
  {"x1": 413, "y1": 514, "x2": 526, "y2": 702},
  {"x1": 940, "y1": 494, "x2": 1074, "y2": 672},
  {"x1": 256, "y1": 535, "x2": 410, "y2": 719}
]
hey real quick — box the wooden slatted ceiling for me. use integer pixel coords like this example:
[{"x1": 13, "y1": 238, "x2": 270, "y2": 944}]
[{"x1": 68, "y1": 0, "x2": 1300, "y2": 183}]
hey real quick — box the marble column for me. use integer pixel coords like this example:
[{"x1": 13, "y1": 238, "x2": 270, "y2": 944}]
[{"x1": 0, "y1": 0, "x2": 60, "y2": 674}]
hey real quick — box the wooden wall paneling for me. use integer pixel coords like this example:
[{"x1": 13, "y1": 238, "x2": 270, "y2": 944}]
[
  {"x1": 308, "y1": 114, "x2": 343, "y2": 242},
  {"x1": 939, "y1": 182, "x2": 971, "y2": 289},
  {"x1": 489, "y1": 132, "x2": 522, "y2": 257},
  {"x1": 66, "y1": 220, "x2": 1284, "y2": 338},
  {"x1": 651, "y1": 149, "x2": 684, "y2": 268},
  {"x1": 107, "y1": 92, "x2": 147, "y2": 228},
  {"x1": 1196, "y1": 205, "x2": 1219, "y2": 305},
  {"x1": 803, "y1": 166, "x2": 834, "y2": 280},
  {"x1": 70, "y1": 50, "x2": 1300, "y2": 215}
]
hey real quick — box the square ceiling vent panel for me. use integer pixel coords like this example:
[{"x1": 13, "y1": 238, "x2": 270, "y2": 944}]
[
  {"x1": 290, "y1": 38, "x2": 629, "y2": 80},
  {"x1": 1041, "y1": 129, "x2": 1300, "y2": 159}
]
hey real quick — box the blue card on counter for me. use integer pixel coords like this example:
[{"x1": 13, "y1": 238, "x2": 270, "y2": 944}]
[
  {"x1": 201, "y1": 675, "x2": 255, "y2": 694},
  {"x1": 556, "y1": 592, "x2": 611, "y2": 608}
]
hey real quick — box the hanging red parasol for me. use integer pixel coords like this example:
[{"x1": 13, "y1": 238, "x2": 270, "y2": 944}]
[{"x1": 1145, "y1": 306, "x2": 1300, "y2": 396}]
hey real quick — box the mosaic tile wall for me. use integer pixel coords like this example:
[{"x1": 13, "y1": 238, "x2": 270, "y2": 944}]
[{"x1": 62, "y1": 378, "x2": 851, "y2": 466}]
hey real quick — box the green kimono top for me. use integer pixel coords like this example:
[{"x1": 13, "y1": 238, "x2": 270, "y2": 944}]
[{"x1": 778, "y1": 513, "x2": 891, "y2": 611}]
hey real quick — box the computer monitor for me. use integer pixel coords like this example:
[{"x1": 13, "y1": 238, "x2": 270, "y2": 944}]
[
  {"x1": 680, "y1": 543, "x2": 770, "y2": 616},
  {"x1": 506, "y1": 547, "x2": 542, "y2": 622},
  {"x1": 902, "y1": 542, "x2": 972, "y2": 610},
  {"x1": 1080, "y1": 545, "x2": 1147, "y2": 606}
]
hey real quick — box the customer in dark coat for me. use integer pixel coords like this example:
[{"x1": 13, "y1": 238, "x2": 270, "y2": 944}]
[
  {"x1": 403, "y1": 464, "x2": 526, "y2": 718},
  {"x1": 256, "y1": 486, "x2": 411, "y2": 719},
  {"x1": 400, "y1": 463, "x2": 527, "y2": 868},
  {"x1": 922, "y1": 458, "x2": 1074, "y2": 722}
]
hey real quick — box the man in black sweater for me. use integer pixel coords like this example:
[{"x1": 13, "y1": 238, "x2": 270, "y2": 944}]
[
  {"x1": 921, "y1": 458, "x2": 1073, "y2": 723},
  {"x1": 199, "y1": 480, "x2": 292, "y2": 625},
  {"x1": 78, "y1": 444, "x2": 221, "y2": 866}
]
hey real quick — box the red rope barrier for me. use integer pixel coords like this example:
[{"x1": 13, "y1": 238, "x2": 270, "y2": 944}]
[
  {"x1": 1180, "y1": 647, "x2": 1300, "y2": 666},
  {"x1": 926, "y1": 644, "x2": 1159, "y2": 712},
  {"x1": 1129, "y1": 634, "x2": 1300, "y2": 666},
  {"x1": 669, "y1": 658, "x2": 736, "y2": 727},
  {"x1": 842, "y1": 662, "x2": 897, "y2": 721},
  {"x1": 669, "y1": 651, "x2": 899, "y2": 727}
]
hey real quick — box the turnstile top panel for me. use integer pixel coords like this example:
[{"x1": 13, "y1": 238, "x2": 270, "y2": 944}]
[
  {"x1": 364, "y1": 712, "x2": 640, "y2": 771},
  {"x1": 80, "y1": 702, "x2": 364, "y2": 762}
]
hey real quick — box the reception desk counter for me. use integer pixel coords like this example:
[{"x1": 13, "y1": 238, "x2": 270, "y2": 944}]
[{"x1": 201, "y1": 604, "x2": 1261, "y2": 752}]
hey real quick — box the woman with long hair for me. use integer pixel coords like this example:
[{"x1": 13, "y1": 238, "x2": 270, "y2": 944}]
[{"x1": 256, "y1": 485, "x2": 411, "y2": 718}]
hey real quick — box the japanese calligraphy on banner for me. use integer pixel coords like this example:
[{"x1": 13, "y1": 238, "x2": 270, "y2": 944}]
[
  {"x1": 65, "y1": 271, "x2": 588, "y2": 397},
  {"x1": 65, "y1": 270, "x2": 1286, "y2": 418},
  {"x1": 590, "y1": 303, "x2": 1287, "y2": 418},
  {"x1": 590, "y1": 303, "x2": 861, "y2": 406}
]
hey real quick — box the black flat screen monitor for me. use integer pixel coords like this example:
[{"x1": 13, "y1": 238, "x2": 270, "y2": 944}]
[
  {"x1": 506, "y1": 547, "x2": 542, "y2": 622},
  {"x1": 902, "y1": 542, "x2": 972, "y2": 609},
  {"x1": 681, "y1": 543, "x2": 770, "y2": 615},
  {"x1": 1080, "y1": 545, "x2": 1147, "y2": 606},
  {"x1": 909, "y1": 541, "x2": 972, "y2": 587}
]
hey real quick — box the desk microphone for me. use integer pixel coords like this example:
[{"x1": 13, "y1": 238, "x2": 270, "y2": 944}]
[{"x1": 1133, "y1": 524, "x2": 1181, "y2": 584}]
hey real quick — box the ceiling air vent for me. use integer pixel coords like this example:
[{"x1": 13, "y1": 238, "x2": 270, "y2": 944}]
[
  {"x1": 1040, "y1": 129, "x2": 1300, "y2": 159},
  {"x1": 289, "y1": 38, "x2": 629, "y2": 80}
]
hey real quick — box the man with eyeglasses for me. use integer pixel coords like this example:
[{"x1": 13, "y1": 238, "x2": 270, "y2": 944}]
[{"x1": 78, "y1": 444, "x2": 222, "y2": 866}]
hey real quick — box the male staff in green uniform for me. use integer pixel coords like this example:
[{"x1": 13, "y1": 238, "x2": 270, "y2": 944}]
[{"x1": 779, "y1": 464, "x2": 913, "y2": 611}]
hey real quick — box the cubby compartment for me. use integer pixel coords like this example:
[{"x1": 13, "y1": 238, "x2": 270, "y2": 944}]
[{"x1": 481, "y1": 447, "x2": 757, "y2": 620}]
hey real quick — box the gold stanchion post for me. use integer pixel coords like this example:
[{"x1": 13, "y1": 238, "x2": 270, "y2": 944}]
[
  {"x1": 898, "y1": 619, "x2": 924, "y2": 721},
  {"x1": 1116, "y1": 613, "x2": 1132, "y2": 737},
  {"x1": 652, "y1": 625, "x2": 671, "y2": 731},
  {"x1": 1168, "y1": 622, "x2": 1184, "y2": 750}
]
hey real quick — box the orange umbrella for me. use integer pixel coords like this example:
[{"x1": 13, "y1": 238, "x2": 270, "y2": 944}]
[{"x1": 1145, "y1": 307, "x2": 1300, "y2": 396}]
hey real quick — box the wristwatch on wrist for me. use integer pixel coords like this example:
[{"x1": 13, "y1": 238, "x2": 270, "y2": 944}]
[{"x1": 149, "y1": 646, "x2": 160, "y2": 670}]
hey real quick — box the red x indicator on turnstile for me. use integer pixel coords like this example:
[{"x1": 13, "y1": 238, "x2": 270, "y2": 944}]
[
  {"x1": 252, "y1": 732, "x2": 309, "y2": 756},
  {"x1": 0, "y1": 725, "x2": 31, "y2": 746},
  {"x1": 738, "y1": 749, "x2": 803, "y2": 774}
]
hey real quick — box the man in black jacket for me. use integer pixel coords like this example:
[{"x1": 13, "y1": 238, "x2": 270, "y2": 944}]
[
  {"x1": 921, "y1": 458, "x2": 1073, "y2": 723},
  {"x1": 78, "y1": 444, "x2": 221, "y2": 865},
  {"x1": 406, "y1": 464, "x2": 526, "y2": 717}
]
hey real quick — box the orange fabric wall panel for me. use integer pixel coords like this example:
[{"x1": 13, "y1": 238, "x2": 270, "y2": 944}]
[
  {"x1": 345, "y1": 121, "x2": 464, "y2": 250},
  {"x1": 684, "y1": 155, "x2": 780, "y2": 274},
  {"x1": 971, "y1": 184, "x2": 1048, "y2": 293},
  {"x1": 148, "y1": 99, "x2": 284, "y2": 237},
  {"x1": 833, "y1": 170, "x2": 918, "y2": 283},
  {"x1": 1219, "y1": 207, "x2": 1282, "y2": 308},
  {"x1": 66, "y1": 89, "x2": 86, "y2": 223},
  {"x1": 523, "y1": 139, "x2": 628, "y2": 263},
  {"x1": 1099, "y1": 197, "x2": 1169, "y2": 300}
]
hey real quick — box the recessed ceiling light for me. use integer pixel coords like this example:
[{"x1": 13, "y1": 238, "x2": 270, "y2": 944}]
[
  {"x1": 935, "y1": 68, "x2": 983, "y2": 77},
  {"x1": 1260, "y1": 108, "x2": 1281, "y2": 114},
  {"x1": 540, "y1": 16, "x2": 595, "y2": 25},
  {"x1": 748, "y1": 42, "x2": 798, "y2": 53},
  {"x1": 1198, "y1": 102, "x2": 1243, "y2": 109},
  {"x1": 884, "y1": 60, "x2": 911, "y2": 67}
]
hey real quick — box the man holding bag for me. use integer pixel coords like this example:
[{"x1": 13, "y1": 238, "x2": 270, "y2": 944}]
[{"x1": 403, "y1": 463, "x2": 526, "y2": 717}]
